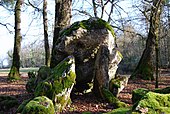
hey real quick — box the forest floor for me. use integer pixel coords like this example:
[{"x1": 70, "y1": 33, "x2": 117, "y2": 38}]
[{"x1": 0, "y1": 68, "x2": 170, "y2": 114}]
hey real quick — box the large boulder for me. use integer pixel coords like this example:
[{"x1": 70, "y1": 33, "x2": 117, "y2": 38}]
[
  {"x1": 51, "y1": 17, "x2": 122, "y2": 93},
  {"x1": 132, "y1": 87, "x2": 170, "y2": 104},
  {"x1": 134, "y1": 92, "x2": 170, "y2": 113},
  {"x1": 34, "y1": 55, "x2": 76, "y2": 112}
]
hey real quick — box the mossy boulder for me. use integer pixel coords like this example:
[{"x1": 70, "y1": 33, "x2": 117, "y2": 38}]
[
  {"x1": 109, "y1": 76, "x2": 129, "y2": 97},
  {"x1": 51, "y1": 17, "x2": 119, "y2": 93},
  {"x1": 132, "y1": 87, "x2": 170, "y2": 105},
  {"x1": 0, "y1": 95, "x2": 18, "y2": 111},
  {"x1": 134, "y1": 92, "x2": 170, "y2": 113},
  {"x1": 154, "y1": 86, "x2": 170, "y2": 94},
  {"x1": 20, "y1": 96, "x2": 55, "y2": 114},
  {"x1": 34, "y1": 55, "x2": 76, "y2": 112},
  {"x1": 132, "y1": 88, "x2": 149, "y2": 104}
]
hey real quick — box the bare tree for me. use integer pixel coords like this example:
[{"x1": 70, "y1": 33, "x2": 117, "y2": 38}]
[
  {"x1": 8, "y1": 0, "x2": 22, "y2": 81},
  {"x1": 132, "y1": 0, "x2": 164, "y2": 81},
  {"x1": 43, "y1": 0, "x2": 50, "y2": 66}
]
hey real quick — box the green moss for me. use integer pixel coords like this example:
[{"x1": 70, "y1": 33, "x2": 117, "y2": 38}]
[
  {"x1": 132, "y1": 88, "x2": 149, "y2": 104},
  {"x1": 117, "y1": 50, "x2": 123, "y2": 59},
  {"x1": 16, "y1": 99, "x2": 32, "y2": 113},
  {"x1": 21, "y1": 96, "x2": 55, "y2": 114},
  {"x1": 101, "y1": 87, "x2": 127, "y2": 108},
  {"x1": 154, "y1": 86, "x2": 170, "y2": 94},
  {"x1": 110, "y1": 78, "x2": 121, "y2": 89},
  {"x1": 34, "y1": 56, "x2": 76, "y2": 112},
  {"x1": 38, "y1": 66, "x2": 51, "y2": 80},
  {"x1": 8, "y1": 66, "x2": 21, "y2": 81},
  {"x1": 26, "y1": 77, "x2": 37, "y2": 93},
  {"x1": 104, "y1": 107, "x2": 132, "y2": 114},
  {"x1": 59, "y1": 18, "x2": 115, "y2": 39},
  {"x1": 134, "y1": 92, "x2": 170, "y2": 113}
]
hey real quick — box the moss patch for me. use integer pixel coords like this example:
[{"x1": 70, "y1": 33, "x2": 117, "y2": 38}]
[
  {"x1": 104, "y1": 107, "x2": 132, "y2": 114},
  {"x1": 134, "y1": 92, "x2": 170, "y2": 113},
  {"x1": 34, "y1": 56, "x2": 76, "y2": 112},
  {"x1": 21, "y1": 96, "x2": 55, "y2": 114},
  {"x1": 8, "y1": 66, "x2": 21, "y2": 81},
  {"x1": 132, "y1": 88, "x2": 149, "y2": 104},
  {"x1": 59, "y1": 18, "x2": 115, "y2": 40},
  {"x1": 16, "y1": 99, "x2": 32, "y2": 113},
  {"x1": 101, "y1": 87, "x2": 127, "y2": 108}
]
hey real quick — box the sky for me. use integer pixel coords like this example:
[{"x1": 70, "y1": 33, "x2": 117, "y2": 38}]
[{"x1": 0, "y1": 0, "x2": 133, "y2": 61}]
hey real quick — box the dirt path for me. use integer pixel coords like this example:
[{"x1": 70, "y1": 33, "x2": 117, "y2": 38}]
[{"x1": 0, "y1": 69, "x2": 170, "y2": 113}]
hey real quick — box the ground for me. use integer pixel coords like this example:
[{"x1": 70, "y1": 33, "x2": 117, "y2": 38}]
[{"x1": 0, "y1": 69, "x2": 170, "y2": 114}]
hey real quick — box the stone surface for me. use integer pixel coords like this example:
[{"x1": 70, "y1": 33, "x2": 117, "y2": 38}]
[
  {"x1": 34, "y1": 55, "x2": 76, "y2": 112},
  {"x1": 109, "y1": 75, "x2": 129, "y2": 97},
  {"x1": 52, "y1": 18, "x2": 121, "y2": 93}
]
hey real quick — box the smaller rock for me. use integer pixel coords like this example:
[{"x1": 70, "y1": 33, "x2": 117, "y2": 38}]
[
  {"x1": 132, "y1": 88, "x2": 149, "y2": 104},
  {"x1": 21, "y1": 96, "x2": 55, "y2": 114},
  {"x1": 109, "y1": 75, "x2": 129, "y2": 97}
]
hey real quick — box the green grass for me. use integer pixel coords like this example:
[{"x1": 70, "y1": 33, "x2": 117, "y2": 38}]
[{"x1": 0, "y1": 67, "x2": 39, "y2": 73}]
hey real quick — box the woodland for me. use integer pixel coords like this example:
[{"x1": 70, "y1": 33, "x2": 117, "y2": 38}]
[{"x1": 0, "y1": 0, "x2": 170, "y2": 114}]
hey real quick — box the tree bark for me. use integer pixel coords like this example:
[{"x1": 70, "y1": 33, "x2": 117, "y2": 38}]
[
  {"x1": 8, "y1": 0, "x2": 22, "y2": 81},
  {"x1": 50, "y1": 0, "x2": 72, "y2": 68},
  {"x1": 43, "y1": 0, "x2": 50, "y2": 67},
  {"x1": 132, "y1": 0, "x2": 163, "y2": 81}
]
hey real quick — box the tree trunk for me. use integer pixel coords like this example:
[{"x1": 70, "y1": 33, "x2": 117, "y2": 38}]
[
  {"x1": 8, "y1": 0, "x2": 22, "y2": 81},
  {"x1": 50, "y1": 0, "x2": 72, "y2": 68},
  {"x1": 43, "y1": 0, "x2": 50, "y2": 67},
  {"x1": 132, "y1": 0, "x2": 163, "y2": 81},
  {"x1": 168, "y1": 4, "x2": 170, "y2": 68}
]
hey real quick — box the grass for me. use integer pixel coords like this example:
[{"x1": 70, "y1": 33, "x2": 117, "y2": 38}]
[{"x1": 0, "y1": 67, "x2": 39, "y2": 73}]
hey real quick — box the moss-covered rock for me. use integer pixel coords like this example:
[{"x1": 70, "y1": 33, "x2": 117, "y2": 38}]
[
  {"x1": 34, "y1": 55, "x2": 76, "y2": 112},
  {"x1": 109, "y1": 76, "x2": 129, "y2": 97},
  {"x1": 0, "y1": 95, "x2": 18, "y2": 111},
  {"x1": 134, "y1": 92, "x2": 170, "y2": 114},
  {"x1": 16, "y1": 99, "x2": 32, "y2": 113},
  {"x1": 51, "y1": 18, "x2": 118, "y2": 93},
  {"x1": 154, "y1": 86, "x2": 170, "y2": 94},
  {"x1": 60, "y1": 17, "x2": 115, "y2": 38},
  {"x1": 132, "y1": 87, "x2": 170, "y2": 105},
  {"x1": 101, "y1": 87, "x2": 127, "y2": 108},
  {"x1": 132, "y1": 88, "x2": 149, "y2": 104},
  {"x1": 26, "y1": 66, "x2": 51, "y2": 93},
  {"x1": 21, "y1": 96, "x2": 55, "y2": 114}
]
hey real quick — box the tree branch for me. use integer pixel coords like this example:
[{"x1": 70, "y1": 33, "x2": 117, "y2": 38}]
[{"x1": 0, "y1": 22, "x2": 13, "y2": 34}]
